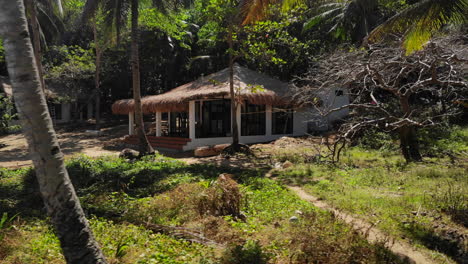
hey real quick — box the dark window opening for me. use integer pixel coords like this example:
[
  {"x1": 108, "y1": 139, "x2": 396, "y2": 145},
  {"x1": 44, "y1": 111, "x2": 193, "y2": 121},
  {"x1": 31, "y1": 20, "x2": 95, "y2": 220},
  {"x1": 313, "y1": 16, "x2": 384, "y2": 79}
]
[
  {"x1": 51, "y1": 103, "x2": 62, "y2": 120},
  {"x1": 195, "y1": 99, "x2": 231, "y2": 138},
  {"x1": 169, "y1": 112, "x2": 189, "y2": 138},
  {"x1": 272, "y1": 107, "x2": 293, "y2": 135},
  {"x1": 241, "y1": 102, "x2": 265, "y2": 136}
]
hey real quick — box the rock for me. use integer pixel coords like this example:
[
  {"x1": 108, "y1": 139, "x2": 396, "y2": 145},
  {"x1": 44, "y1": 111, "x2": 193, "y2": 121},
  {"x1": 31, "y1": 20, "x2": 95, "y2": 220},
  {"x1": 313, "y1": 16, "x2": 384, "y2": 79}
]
[
  {"x1": 274, "y1": 162, "x2": 282, "y2": 169},
  {"x1": 213, "y1": 144, "x2": 230, "y2": 152},
  {"x1": 194, "y1": 146, "x2": 219, "y2": 157},
  {"x1": 85, "y1": 129, "x2": 103, "y2": 136},
  {"x1": 289, "y1": 216, "x2": 299, "y2": 222},
  {"x1": 119, "y1": 148, "x2": 139, "y2": 160},
  {"x1": 295, "y1": 210, "x2": 303, "y2": 215},
  {"x1": 283, "y1": 161, "x2": 293, "y2": 169}
]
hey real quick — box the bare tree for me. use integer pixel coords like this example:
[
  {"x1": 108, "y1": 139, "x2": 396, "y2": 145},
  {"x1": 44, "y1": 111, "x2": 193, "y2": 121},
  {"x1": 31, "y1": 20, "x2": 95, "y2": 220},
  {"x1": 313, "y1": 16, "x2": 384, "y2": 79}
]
[
  {"x1": 0, "y1": 0, "x2": 107, "y2": 263},
  {"x1": 294, "y1": 37, "x2": 467, "y2": 162}
]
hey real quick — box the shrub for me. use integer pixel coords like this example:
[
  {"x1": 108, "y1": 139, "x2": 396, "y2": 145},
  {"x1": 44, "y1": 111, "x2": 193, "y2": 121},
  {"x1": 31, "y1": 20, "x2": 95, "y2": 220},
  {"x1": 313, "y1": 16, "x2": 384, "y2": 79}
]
[
  {"x1": 220, "y1": 240, "x2": 270, "y2": 264},
  {"x1": 196, "y1": 174, "x2": 242, "y2": 219}
]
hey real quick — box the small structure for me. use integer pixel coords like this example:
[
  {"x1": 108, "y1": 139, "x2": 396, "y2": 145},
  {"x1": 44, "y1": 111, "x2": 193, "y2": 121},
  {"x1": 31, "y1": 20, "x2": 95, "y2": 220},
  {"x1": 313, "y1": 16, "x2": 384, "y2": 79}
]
[
  {"x1": 1, "y1": 76, "x2": 95, "y2": 124},
  {"x1": 112, "y1": 65, "x2": 348, "y2": 151}
]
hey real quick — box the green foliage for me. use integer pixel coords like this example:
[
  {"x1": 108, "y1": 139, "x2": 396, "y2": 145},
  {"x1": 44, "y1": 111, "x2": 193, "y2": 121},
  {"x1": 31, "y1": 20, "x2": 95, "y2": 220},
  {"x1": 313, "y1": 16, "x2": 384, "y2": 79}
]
[
  {"x1": 0, "y1": 96, "x2": 18, "y2": 134},
  {"x1": 0, "y1": 212, "x2": 18, "y2": 241},
  {"x1": 358, "y1": 129, "x2": 399, "y2": 151},
  {"x1": 44, "y1": 45, "x2": 95, "y2": 80},
  {"x1": 0, "y1": 38, "x2": 5, "y2": 67},
  {"x1": 241, "y1": 18, "x2": 311, "y2": 77},
  {"x1": 221, "y1": 240, "x2": 270, "y2": 264},
  {"x1": 369, "y1": 0, "x2": 468, "y2": 54},
  {"x1": 140, "y1": 8, "x2": 192, "y2": 48},
  {"x1": 419, "y1": 126, "x2": 468, "y2": 157},
  {"x1": 275, "y1": 143, "x2": 468, "y2": 261}
]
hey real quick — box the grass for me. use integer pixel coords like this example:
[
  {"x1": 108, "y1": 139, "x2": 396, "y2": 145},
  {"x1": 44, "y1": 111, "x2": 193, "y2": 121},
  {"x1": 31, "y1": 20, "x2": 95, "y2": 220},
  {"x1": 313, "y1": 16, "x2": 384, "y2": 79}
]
[
  {"x1": 0, "y1": 154, "x2": 407, "y2": 263},
  {"x1": 272, "y1": 127, "x2": 468, "y2": 263}
]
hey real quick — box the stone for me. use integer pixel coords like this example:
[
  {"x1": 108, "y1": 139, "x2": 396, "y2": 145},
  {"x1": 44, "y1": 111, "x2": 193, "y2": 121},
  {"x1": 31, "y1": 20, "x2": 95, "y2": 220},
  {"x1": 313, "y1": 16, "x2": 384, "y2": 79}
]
[
  {"x1": 213, "y1": 143, "x2": 230, "y2": 152},
  {"x1": 289, "y1": 216, "x2": 299, "y2": 222},
  {"x1": 283, "y1": 160, "x2": 293, "y2": 169},
  {"x1": 194, "y1": 146, "x2": 219, "y2": 157},
  {"x1": 295, "y1": 210, "x2": 303, "y2": 215},
  {"x1": 85, "y1": 129, "x2": 102, "y2": 136},
  {"x1": 119, "y1": 148, "x2": 139, "y2": 160}
]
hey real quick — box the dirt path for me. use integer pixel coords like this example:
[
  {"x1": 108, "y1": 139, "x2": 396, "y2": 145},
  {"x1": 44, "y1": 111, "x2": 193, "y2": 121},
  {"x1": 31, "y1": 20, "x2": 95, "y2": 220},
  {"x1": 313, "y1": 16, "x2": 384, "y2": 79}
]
[
  {"x1": 287, "y1": 185, "x2": 437, "y2": 264},
  {"x1": 0, "y1": 125, "x2": 126, "y2": 168}
]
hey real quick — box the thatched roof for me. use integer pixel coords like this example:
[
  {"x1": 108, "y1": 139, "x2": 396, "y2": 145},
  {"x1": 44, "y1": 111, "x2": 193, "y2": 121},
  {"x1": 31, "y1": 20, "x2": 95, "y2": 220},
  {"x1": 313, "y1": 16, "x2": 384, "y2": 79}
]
[
  {"x1": 1, "y1": 76, "x2": 61, "y2": 99},
  {"x1": 112, "y1": 65, "x2": 294, "y2": 114}
]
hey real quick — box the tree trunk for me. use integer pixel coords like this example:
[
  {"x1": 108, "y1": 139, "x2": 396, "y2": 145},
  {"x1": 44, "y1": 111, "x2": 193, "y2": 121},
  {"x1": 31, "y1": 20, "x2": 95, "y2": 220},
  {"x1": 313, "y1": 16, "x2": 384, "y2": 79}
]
[
  {"x1": 131, "y1": 0, "x2": 154, "y2": 155},
  {"x1": 399, "y1": 125, "x2": 422, "y2": 162},
  {"x1": 0, "y1": 1, "x2": 107, "y2": 263},
  {"x1": 25, "y1": 0, "x2": 46, "y2": 93},
  {"x1": 399, "y1": 96, "x2": 422, "y2": 162},
  {"x1": 228, "y1": 26, "x2": 239, "y2": 147},
  {"x1": 93, "y1": 17, "x2": 101, "y2": 130}
]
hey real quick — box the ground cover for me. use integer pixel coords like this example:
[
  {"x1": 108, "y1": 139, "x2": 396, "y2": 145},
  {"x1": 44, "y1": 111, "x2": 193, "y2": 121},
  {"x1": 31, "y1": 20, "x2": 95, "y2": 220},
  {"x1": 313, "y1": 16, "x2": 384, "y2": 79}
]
[
  {"x1": 271, "y1": 127, "x2": 468, "y2": 264},
  {"x1": 0, "y1": 154, "x2": 406, "y2": 263}
]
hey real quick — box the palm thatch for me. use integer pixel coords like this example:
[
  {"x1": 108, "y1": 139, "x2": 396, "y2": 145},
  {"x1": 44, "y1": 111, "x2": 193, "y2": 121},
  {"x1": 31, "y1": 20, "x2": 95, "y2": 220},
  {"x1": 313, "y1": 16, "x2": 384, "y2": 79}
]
[
  {"x1": 112, "y1": 65, "x2": 294, "y2": 115},
  {"x1": 1, "y1": 76, "x2": 57, "y2": 98}
]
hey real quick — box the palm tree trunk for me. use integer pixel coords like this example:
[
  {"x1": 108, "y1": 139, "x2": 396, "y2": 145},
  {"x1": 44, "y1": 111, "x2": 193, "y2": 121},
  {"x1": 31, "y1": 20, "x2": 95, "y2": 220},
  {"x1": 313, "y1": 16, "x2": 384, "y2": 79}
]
[
  {"x1": 93, "y1": 17, "x2": 101, "y2": 130},
  {"x1": 131, "y1": 0, "x2": 154, "y2": 155},
  {"x1": 0, "y1": 1, "x2": 107, "y2": 263},
  {"x1": 228, "y1": 26, "x2": 239, "y2": 147},
  {"x1": 25, "y1": 0, "x2": 46, "y2": 93}
]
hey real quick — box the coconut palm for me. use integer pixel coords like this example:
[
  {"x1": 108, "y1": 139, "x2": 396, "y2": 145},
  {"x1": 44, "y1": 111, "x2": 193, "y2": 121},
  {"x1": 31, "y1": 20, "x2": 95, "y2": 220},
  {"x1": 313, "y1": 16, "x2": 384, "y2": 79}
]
[
  {"x1": 302, "y1": 0, "x2": 380, "y2": 44},
  {"x1": 82, "y1": 0, "x2": 154, "y2": 154},
  {"x1": 368, "y1": 0, "x2": 468, "y2": 54},
  {"x1": 25, "y1": 0, "x2": 64, "y2": 92},
  {"x1": 0, "y1": 0, "x2": 107, "y2": 263},
  {"x1": 219, "y1": 0, "x2": 281, "y2": 149}
]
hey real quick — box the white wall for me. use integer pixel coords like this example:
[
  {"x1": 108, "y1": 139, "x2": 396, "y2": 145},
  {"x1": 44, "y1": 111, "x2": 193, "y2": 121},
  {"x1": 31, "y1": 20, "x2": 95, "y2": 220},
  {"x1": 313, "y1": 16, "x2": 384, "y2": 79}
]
[
  {"x1": 306, "y1": 87, "x2": 349, "y2": 132},
  {"x1": 183, "y1": 107, "x2": 309, "y2": 150}
]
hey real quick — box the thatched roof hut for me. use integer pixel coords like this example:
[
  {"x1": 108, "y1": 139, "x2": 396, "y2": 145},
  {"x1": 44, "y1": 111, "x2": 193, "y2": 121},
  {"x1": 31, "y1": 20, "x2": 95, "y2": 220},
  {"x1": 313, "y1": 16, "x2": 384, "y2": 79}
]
[{"x1": 112, "y1": 65, "x2": 294, "y2": 115}]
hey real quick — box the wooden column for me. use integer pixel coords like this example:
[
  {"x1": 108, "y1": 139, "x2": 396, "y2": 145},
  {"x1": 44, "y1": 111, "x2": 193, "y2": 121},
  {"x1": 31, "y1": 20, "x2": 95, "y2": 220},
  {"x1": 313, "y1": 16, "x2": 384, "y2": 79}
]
[
  {"x1": 189, "y1": 101, "x2": 196, "y2": 140},
  {"x1": 128, "y1": 112, "x2": 134, "y2": 135},
  {"x1": 266, "y1": 104, "x2": 272, "y2": 136},
  {"x1": 155, "y1": 111, "x2": 162, "y2": 137}
]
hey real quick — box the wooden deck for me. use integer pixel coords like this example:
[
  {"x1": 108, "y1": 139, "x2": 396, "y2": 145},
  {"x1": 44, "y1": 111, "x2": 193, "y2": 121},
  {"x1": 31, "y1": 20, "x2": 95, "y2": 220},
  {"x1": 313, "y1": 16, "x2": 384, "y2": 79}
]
[{"x1": 123, "y1": 135, "x2": 191, "y2": 150}]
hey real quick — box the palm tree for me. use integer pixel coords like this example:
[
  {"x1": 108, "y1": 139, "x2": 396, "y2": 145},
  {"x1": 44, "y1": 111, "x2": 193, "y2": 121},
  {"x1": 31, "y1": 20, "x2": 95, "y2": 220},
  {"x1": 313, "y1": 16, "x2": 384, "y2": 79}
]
[
  {"x1": 223, "y1": 0, "x2": 280, "y2": 149},
  {"x1": 0, "y1": 0, "x2": 107, "y2": 263},
  {"x1": 25, "y1": 0, "x2": 64, "y2": 92},
  {"x1": 368, "y1": 0, "x2": 467, "y2": 54},
  {"x1": 302, "y1": 0, "x2": 380, "y2": 44},
  {"x1": 82, "y1": 0, "x2": 154, "y2": 154}
]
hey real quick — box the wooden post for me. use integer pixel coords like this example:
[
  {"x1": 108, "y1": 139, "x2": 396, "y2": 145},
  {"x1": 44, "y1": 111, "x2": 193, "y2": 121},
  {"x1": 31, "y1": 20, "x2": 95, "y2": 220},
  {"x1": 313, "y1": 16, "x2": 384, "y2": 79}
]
[
  {"x1": 129, "y1": 112, "x2": 134, "y2": 135},
  {"x1": 266, "y1": 104, "x2": 272, "y2": 136},
  {"x1": 155, "y1": 111, "x2": 162, "y2": 137},
  {"x1": 189, "y1": 101, "x2": 196, "y2": 140}
]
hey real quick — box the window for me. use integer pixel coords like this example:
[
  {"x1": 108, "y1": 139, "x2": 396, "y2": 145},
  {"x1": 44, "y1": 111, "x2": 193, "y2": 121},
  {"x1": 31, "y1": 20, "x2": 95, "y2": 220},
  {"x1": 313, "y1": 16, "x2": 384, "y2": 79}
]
[
  {"x1": 49, "y1": 103, "x2": 62, "y2": 120},
  {"x1": 272, "y1": 107, "x2": 293, "y2": 134},
  {"x1": 169, "y1": 112, "x2": 189, "y2": 137},
  {"x1": 195, "y1": 100, "x2": 231, "y2": 138},
  {"x1": 241, "y1": 102, "x2": 266, "y2": 136}
]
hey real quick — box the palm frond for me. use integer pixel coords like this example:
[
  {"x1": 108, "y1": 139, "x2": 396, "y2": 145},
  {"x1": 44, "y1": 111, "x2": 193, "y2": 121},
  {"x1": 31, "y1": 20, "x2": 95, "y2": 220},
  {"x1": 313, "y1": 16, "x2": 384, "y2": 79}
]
[
  {"x1": 303, "y1": 7, "x2": 342, "y2": 32},
  {"x1": 240, "y1": 0, "x2": 279, "y2": 25},
  {"x1": 368, "y1": 0, "x2": 468, "y2": 54}
]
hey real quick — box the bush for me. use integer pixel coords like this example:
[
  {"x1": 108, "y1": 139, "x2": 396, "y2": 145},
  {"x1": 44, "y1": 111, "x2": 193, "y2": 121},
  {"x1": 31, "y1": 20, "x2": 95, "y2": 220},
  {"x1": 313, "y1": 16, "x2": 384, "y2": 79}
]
[
  {"x1": 220, "y1": 240, "x2": 270, "y2": 264},
  {"x1": 196, "y1": 174, "x2": 242, "y2": 219}
]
